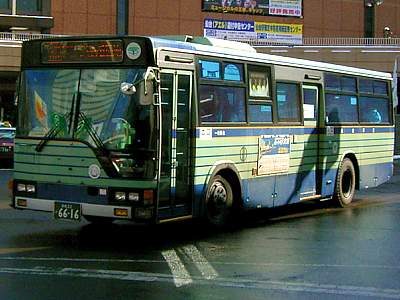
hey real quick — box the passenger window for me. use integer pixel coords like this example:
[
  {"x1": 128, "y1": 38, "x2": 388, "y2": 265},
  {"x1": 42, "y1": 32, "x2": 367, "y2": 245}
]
[
  {"x1": 199, "y1": 60, "x2": 221, "y2": 80},
  {"x1": 199, "y1": 85, "x2": 246, "y2": 123},
  {"x1": 325, "y1": 74, "x2": 356, "y2": 93},
  {"x1": 325, "y1": 74, "x2": 341, "y2": 91},
  {"x1": 341, "y1": 76, "x2": 357, "y2": 93},
  {"x1": 360, "y1": 97, "x2": 390, "y2": 124},
  {"x1": 276, "y1": 82, "x2": 300, "y2": 122},
  {"x1": 326, "y1": 94, "x2": 358, "y2": 123},
  {"x1": 249, "y1": 104, "x2": 272, "y2": 123},
  {"x1": 373, "y1": 81, "x2": 388, "y2": 95},
  {"x1": 224, "y1": 63, "x2": 243, "y2": 82},
  {"x1": 359, "y1": 78, "x2": 374, "y2": 94},
  {"x1": 303, "y1": 88, "x2": 317, "y2": 121}
]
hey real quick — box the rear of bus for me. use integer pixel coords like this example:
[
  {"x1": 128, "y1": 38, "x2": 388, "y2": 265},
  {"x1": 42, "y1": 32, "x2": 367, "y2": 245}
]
[{"x1": 12, "y1": 37, "x2": 160, "y2": 223}]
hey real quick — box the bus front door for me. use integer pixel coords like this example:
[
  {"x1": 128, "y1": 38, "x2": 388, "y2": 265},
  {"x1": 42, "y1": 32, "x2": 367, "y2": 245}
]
[
  {"x1": 158, "y1": 70, "x2": 193, "y2": 220},
  {"x1": 301, "y1": 85, "x2": 321, "y2": 200}
]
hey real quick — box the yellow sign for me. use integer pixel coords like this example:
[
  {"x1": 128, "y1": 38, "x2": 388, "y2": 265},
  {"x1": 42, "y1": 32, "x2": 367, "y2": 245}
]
[{"x1": 255, "y1": 22, "x2": 303, "y2": 35}]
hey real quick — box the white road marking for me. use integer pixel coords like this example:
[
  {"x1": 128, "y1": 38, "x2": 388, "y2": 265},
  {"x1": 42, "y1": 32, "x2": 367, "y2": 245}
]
[
  {"x1": 161, "y1": 250, "x2": 192, "y2": 287},
  {"x1": 181, "y1": 245, "x2": 218, "y2": 280},
  {"x1": 0, "y1": 266, "x2": 399, "y2": 298}
]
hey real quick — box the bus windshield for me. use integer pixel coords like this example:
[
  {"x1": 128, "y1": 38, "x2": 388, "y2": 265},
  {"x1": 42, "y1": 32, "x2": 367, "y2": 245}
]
[{"x1": 17, "y1": 68, "x2": 157, "y2": 178}]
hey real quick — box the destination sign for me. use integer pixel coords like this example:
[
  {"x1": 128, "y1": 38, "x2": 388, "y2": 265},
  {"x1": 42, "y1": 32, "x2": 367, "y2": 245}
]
[{"x1": 41, "y1": 40, "x2": 124, "y2": 63}]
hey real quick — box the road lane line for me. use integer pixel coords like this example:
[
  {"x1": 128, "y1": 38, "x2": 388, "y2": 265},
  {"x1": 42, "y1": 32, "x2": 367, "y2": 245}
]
[
  {"x1": 0, "y1": 266, "x2": 399, "y2": 298},
  {"x1": 161, "y1": 250, "x2": 192, "y2": 287},
  {"x1": 181, "y1": 245, "x2": 218, "y2": 280}
]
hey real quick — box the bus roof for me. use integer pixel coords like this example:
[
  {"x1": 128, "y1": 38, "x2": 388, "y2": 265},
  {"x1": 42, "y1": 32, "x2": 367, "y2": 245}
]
[
  {"x1": 20, "y1": 35, "x2": 392, "y2": 80},
  {"x1": 149, "y1": 36, "x2": 392, "y2": 81}
]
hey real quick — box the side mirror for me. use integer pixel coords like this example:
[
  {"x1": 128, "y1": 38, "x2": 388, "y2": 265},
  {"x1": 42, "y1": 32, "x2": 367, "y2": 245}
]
[
  {"x1": 121, "y1": 82, "x2": 136, "y2": 95},
  {"x1": 139, "y1": 68, "x2": 156, "y2": 105}
]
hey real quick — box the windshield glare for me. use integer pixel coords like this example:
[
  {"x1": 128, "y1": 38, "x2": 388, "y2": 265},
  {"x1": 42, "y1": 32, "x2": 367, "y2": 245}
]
[{"x1": 18, "y1": 68, "x2": 157, "y2": 178}]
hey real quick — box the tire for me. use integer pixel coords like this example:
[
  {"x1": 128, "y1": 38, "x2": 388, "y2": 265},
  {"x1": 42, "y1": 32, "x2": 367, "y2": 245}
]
[
  {"x1": 334, "y1": 158, "x2": 356, "y2": 207},
  {"x1": 205, "y1": 175, "x2": 233, "y2": 227}
]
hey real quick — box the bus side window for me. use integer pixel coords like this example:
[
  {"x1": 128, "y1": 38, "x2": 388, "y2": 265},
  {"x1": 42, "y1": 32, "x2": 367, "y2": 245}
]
[
  {"x1": 276, "y1": 82, "x2": 300, "y2": 122},
  {"x1": 360, "y1": 96, "x2": 389, "y2": 124},
  {"x1": 199, "y1": 85, "x2": 245, "y2": 123}
]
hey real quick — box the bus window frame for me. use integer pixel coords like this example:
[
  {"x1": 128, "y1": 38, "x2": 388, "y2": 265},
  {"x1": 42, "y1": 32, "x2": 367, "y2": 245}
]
[
  {"x1": 358, "y1": 77, "x2": 392, "y2": 125},
  {"x1": 275, "y1": 80, "x2": 303, "y2": 125},
  {"x1": 196, "y1": 56, "x2": 247, "y2": 126},
  {"x1": 247, "y1": 64, "x2": 275, "y2": 125},
  {"x1": 324, "y1": 72, "x2": 393, "y2": 126}
]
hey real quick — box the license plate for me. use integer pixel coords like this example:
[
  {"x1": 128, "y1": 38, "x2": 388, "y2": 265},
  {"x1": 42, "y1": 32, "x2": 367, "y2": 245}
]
[{"x1": 54, "y1": 202, "x2": 81, "y2": 221}]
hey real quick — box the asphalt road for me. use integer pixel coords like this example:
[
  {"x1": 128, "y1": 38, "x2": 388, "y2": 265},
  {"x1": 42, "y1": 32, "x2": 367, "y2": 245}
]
[{"x1": 0, "y1": 167, "x2": 399, "y2": 299}]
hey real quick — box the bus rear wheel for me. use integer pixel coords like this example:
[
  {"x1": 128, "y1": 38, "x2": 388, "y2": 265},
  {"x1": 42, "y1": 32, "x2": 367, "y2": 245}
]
[
  {"x1": 206, "y1": 175, "x2": 233, "y2": 227},
  {"x1": 334, "y1": 158, "x2": 356, "y2": 207}
]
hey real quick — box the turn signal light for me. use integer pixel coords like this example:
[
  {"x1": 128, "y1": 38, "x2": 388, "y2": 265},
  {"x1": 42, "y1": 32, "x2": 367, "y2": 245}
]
[
  {"x1": 114, "y1": 208, "x2": 129, "y2": 217},
  {"x1": 17, "y1": 198, "x2": 27, "y2": 207},
  {"x1": 143, "y1": 190, "x2": 154, "y2": 205}
]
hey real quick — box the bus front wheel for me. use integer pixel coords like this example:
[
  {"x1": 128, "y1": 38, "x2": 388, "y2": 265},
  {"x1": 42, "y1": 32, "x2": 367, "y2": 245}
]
[
  {"x1": 334, "y1": 158, "x2": 356, "y2": 207},
  {"x1": 206, "y1": 175, "x2": 233, "y2": 227}
]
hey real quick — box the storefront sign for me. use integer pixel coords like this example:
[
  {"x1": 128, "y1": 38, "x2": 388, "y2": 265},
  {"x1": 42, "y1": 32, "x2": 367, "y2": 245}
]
[
  {"x1": 204, "y1": 18, "x2": 303, "y2": 44},
  {"x1": 202, "y1": 0, "x2": 302, "y2": 17}
]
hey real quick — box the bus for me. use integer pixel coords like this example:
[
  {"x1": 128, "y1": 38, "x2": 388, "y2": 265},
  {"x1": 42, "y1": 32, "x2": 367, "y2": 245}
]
[{"x1": 12, "y1": 35, "x2": 394, "y2": 226}]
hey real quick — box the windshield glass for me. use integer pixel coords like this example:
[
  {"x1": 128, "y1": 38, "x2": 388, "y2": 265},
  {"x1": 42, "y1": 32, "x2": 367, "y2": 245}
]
[{"x1": 18, "y1": 68, "x2": 157, "y2": 178}]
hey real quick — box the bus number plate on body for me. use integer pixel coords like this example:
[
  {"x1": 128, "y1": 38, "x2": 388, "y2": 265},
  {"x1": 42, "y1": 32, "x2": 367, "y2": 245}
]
[{"x1": 54, "y1": 202, "x2": 81, "y2": 221}]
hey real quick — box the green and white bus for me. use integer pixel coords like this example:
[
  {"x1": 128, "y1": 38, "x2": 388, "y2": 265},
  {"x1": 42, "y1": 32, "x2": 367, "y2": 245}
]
[{"x1": 12, "y1": 36, "x2": 394, "y2": 226}]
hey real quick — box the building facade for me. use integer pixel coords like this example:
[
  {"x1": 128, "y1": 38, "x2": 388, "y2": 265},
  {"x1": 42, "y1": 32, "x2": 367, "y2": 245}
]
[
  {"x1": 1, "y1": 0, "x2": 400, "y2": 125},
  {"x1": 49, "y1": 0, "x2": 400, "y2": 39}
]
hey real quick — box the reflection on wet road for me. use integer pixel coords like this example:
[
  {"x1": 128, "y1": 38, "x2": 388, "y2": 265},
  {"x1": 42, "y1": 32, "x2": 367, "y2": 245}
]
[{"x1": 0, "y1": 169, "x2": 400, "y2": 299}]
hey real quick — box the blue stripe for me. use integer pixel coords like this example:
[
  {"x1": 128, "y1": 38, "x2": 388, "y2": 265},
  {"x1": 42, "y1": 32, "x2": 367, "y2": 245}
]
[{"x1": 195, "y1": 126, "x2": 394, "y2": 138}]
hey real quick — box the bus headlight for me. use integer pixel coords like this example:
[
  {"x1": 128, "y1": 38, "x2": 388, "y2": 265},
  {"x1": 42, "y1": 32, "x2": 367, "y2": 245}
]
[
  {"x1": 17, "y1": 183, "x2": 36, "y2": 193},
  {"x1": 128, "y1": 192, "x2": 139, "y2": 202},
  {"x1": 115, "y1": 192, "x2": 126, "y2": 201},
  {"x1": 17, "y1": 183, "x2": 26, "y2": 192},
  {"x1": 26, "y1": 184, "x2": 36, "y2": 193}
]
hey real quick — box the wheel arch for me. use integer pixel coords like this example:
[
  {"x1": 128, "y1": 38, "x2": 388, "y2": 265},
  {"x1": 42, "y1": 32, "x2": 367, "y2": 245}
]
[
  {"x1": 202, "y1": 161, "x2": 243, "y2": 211},
  {"x1": 339, "y1": 151, "x2": 360, "y2": 190}
]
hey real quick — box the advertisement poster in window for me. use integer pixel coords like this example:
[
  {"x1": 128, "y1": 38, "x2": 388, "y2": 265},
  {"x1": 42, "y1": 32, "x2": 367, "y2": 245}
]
[
  {"x1": 249, "y1": 71, "x2": 269, "y2": 97},
  {"x1": 202, "y1": 0, "x2": 302, "y2": 17},
  {"x1": 257, "y1": 135, "x2": 290, "y2": 175},
  {"x1": 204, "y1": 18, "x2": 303, "y2": 45}
]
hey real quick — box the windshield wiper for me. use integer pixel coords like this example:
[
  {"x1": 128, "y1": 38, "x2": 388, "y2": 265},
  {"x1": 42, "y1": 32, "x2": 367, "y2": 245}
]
[
  {"x1": 76, "y1": 112, "x2": 118, "y2": 177},
  {"x1": 35, "y1": 112, "x2": 71, "y2": 152},
  {"x1": 77, "y1": 112, "x2": 108, "y2": 155}
]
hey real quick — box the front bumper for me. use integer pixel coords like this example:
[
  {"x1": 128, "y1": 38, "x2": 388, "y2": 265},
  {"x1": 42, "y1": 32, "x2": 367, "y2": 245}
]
[{"x1": 14, "y1": 196, "x2": 132, "y2": 219}]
